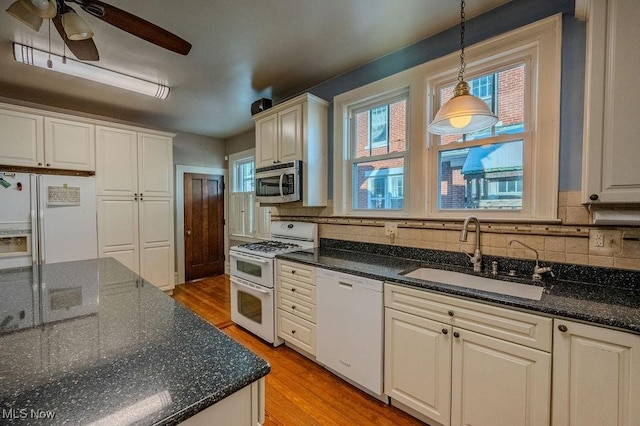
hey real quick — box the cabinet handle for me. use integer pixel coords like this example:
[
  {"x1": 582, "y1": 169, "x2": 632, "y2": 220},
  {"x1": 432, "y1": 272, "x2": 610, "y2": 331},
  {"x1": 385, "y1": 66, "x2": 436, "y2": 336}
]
[
  {"x1": 442, "y1": 328, "x2": 448, "y2": 335},
  {"x1": 558, "y1": 324, "x2": 568, "y2": 333},
  {"x1": 589, "y1": 194, "x2": 599, "y2": 201},
  {"x1": 448, "y1": 310, "x2": 454, "y2": 317},
  {"x1": 453, "y1": 331, "x2": 460, "y2": 338}
]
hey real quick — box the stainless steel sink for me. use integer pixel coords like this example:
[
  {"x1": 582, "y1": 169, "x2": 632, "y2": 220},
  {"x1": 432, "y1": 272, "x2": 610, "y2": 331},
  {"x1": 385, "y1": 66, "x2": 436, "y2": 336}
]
[{"x1": 402, "y1": 268, "x2": 544, "y2": 300}]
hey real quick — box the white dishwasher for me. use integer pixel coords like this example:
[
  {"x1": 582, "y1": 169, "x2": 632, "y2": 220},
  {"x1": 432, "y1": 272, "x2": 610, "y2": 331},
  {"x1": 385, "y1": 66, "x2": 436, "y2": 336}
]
[{"x1": 316, "y1": 268, "x2": 386, "y2": 400}]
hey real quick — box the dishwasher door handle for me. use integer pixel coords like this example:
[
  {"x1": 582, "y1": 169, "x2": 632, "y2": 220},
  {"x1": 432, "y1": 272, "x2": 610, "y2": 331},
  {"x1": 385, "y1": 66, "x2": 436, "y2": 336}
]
[{"x1": 339, "y1": 281, "x2": 354, "y2": 289}]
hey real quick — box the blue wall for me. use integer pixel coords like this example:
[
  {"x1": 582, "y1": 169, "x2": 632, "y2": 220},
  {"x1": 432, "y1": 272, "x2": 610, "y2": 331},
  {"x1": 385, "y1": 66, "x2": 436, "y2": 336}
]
[{"x1": 274, "y1": 0, "x2": 583, "y2": 194}]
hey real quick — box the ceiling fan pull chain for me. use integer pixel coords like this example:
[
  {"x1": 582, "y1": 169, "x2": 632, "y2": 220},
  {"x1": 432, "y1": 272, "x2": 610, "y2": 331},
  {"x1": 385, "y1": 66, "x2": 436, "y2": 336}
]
[{"x1": 47, "y1": 19, "x2": 53, "y2": 68}]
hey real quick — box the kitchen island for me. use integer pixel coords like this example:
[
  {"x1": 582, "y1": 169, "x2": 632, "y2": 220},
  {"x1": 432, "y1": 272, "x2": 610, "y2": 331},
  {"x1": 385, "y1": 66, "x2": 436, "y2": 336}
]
[{"x1": 0, "y1": 258, "x2": 269, "y2": 425}]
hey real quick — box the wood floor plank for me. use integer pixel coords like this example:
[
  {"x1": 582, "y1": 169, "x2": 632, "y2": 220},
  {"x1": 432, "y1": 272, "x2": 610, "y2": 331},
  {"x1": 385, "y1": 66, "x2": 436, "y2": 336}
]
[{"x1": 172, "y1": 276, "x2": 424, "y2": 426}]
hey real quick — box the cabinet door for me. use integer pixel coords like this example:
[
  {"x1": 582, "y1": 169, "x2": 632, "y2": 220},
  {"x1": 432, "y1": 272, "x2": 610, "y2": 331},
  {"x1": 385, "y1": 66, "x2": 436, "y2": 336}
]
[
  {"x1": 255, "y1": 114, "x2": 278, "y2": 168},
  {"x1": 385, "y1": 308, "x2": 452, "y2": 426},
  {"x1": 97, "y1": 197, "x2": 140, "y2": 274},
  {"x1": 0, "y1": 109, "x2": 43, "y2": 167},
  {"x1": 139, "y1": 197, "x2": 174, "y2": 290},
  {"x1": 278, "y1": 104, "x2": 303, "y2": 163},
  {"x1": 137, "y1": 133, "x2": 173, "y2": 197},
  {"x1": 581, "y1": 0, "x2": 640, "y2": 203},
  {"x1": 44, "y1": 117, "x2": 95, "y2": 171},
  {"x1": 552, "y1": 320, "x2": 640, "y2": 426},
  {"x1": 451, "y1": 328, "x2": 551, "y2": 426},
  {"x1": 96, "y1": 126, "x2": 138, "y2": 196}
]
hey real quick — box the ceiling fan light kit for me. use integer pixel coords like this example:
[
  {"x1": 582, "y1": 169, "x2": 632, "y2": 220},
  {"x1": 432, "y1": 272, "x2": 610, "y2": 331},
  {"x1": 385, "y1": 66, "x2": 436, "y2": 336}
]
[
  {"x1": 13, "y1": 43, "x2": 170, "y2": 99},
  {"x1": 62, "y1": 9, "x2": 94, "y2": 40},
  {"x1": 427, "y1": 0, "x2": 498, "y2": 135},
  {"x1": 6, "y1": 0, "x2": 45, "y2": 31}
]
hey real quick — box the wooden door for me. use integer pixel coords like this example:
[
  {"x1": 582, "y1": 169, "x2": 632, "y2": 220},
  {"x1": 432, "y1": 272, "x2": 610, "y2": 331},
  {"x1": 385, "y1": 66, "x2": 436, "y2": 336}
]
[
  {"x1": 184, "y1": 173, "x2": 225, "y2": 281},
  {"x1": 451, "y1": 328, "x2": 551, "y2": 426},
  {"x1": 552, "y1": 319, "x2": 640, "y2": 426}
]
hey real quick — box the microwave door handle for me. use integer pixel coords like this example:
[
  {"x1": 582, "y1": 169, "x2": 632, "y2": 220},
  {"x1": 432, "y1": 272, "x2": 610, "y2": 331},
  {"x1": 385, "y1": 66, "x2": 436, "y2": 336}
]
[
  {"x1": 230, "y1": 276, "x2": 271, "y2": 295},
  {"x1": 279, "y1": 173, "x2": 284, "y2": 197},
  {"x1": 231, "y1": 252, "x2": 270, "y2": 264}
]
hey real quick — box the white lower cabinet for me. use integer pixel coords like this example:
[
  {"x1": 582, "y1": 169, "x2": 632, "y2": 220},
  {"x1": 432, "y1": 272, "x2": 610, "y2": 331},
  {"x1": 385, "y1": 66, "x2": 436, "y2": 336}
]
[
  {"x1": 384, "y1": 283, "x2": 552, "y2": 426},
  {"x1": 552, "y1": 319, "x2": 640, "y2": 426}
]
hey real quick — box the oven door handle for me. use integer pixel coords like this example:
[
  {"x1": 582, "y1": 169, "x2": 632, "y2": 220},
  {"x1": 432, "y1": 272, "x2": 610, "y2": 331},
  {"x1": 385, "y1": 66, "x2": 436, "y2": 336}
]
[
  {"x1": 230, "y1": 276, "x2": 271, "y2": 295},
  {"x1": 230, "y1": 252, "x2": 270, "y2": 264}
]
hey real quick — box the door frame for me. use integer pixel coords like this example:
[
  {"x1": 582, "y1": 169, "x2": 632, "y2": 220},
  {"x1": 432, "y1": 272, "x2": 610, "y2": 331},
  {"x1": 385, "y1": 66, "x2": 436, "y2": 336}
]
[{"x1": 176, "y1": 165, "x2": 227, "y2": 284}]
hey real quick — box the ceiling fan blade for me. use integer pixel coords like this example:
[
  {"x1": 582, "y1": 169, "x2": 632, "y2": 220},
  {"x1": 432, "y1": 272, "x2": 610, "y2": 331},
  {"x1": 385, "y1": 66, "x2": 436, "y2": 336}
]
[
  {"x1": 53, "y1": 14, "x2": 99, "y2": 60},
  {"x1": 78, "y1": 0, "x2": 192, "y2": 55}
]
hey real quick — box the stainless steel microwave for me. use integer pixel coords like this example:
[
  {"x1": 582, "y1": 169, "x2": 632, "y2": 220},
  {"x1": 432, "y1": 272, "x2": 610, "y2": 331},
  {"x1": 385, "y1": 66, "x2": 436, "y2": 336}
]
[{"x1": 255, "y1": 160, "x2": 302, "y2": 203}]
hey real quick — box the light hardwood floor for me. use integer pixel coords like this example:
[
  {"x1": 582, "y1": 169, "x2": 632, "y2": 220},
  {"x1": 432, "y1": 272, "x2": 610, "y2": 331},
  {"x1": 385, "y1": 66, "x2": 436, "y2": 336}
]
[{"x1": 172, "y1": 275, "x2": 425, "y2": 426}]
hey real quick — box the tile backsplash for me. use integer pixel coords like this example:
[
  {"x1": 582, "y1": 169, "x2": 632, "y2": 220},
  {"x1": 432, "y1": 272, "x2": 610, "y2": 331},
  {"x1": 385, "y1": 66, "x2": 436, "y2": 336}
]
[{"x1": 271, "y1": 191, "x2": 640, "y2": 271}]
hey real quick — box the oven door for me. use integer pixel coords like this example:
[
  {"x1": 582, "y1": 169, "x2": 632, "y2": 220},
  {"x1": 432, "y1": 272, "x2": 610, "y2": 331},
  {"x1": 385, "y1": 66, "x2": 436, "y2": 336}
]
[
  {"x1": 230, "y1": 276, "x2": 275, "y2": 343},
  {"x1": 229, "y1": 251, "x2": 273, "y2": 288}
]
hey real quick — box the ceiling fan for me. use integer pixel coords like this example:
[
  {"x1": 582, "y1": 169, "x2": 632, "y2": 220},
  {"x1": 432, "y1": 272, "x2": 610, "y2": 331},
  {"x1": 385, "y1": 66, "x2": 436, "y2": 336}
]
[{"x1": 6, "y1": 0, "x2": 192, "y2": 61}]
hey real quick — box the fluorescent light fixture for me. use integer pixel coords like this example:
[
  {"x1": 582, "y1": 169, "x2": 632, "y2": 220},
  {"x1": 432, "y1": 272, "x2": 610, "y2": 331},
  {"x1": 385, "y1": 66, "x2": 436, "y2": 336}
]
[{"x1": 13, "y1": 42, "x2": 170, "y2": 99}]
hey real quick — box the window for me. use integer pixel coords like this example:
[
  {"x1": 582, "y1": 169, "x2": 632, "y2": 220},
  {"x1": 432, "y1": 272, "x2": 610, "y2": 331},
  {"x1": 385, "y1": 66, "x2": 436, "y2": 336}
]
[
  {"x1": 228, "y1": 149, "x2": 270, "y2": 239},
  {"x1": 349, "y1": 94, "x2": 408, "y2": 212},
  {"x1": 333, "y1": 15, "x2": 561, "y2": 220}
]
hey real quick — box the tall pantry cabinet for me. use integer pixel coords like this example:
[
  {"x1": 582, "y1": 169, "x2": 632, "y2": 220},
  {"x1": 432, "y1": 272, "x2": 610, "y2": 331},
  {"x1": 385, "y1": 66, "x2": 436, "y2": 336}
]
[{"x1": 96, "y1": 126, "x2": 175, "y2": 292}]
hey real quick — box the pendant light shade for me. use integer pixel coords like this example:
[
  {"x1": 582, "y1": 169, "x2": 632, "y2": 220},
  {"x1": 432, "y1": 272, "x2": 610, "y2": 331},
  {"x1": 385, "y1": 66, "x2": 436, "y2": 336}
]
[
  {"x1": 427, "y1": 0, "x2": 499, "y2": 135},
  {"x1": 63, "y1": 10, "x2": 94, "y2": 40},
  {"x1": 428, "y1": 81, "x2": 499, "y2": 135}
]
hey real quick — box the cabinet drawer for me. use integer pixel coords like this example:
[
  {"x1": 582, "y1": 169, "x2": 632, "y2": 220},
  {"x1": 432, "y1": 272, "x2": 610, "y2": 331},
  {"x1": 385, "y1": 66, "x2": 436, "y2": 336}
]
[
  {"x1": 277, "y1": 260, "x2": 315, "y2": 285},
  {"x1": 278, "y1": 292, "x2": 316, "y2": 323},
  {"x1": 277, "y1": 276, "x2": 316, "y2": 304},
  {"x1": 385, "y1": 283, "x2": 552, "y2": 352},
  {"x1": 277, "y1": 309, "x2": 316, "y2": 355}
]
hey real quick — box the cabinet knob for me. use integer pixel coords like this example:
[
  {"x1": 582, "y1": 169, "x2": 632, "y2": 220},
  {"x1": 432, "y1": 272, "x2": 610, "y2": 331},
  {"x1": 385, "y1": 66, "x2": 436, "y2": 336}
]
[
  {"x1": 291, "y1": 288, "x2": 296, "y2": 292},
  {"x1": 453, "y1": 331, "x2": 460, "y2": 338},
  {"x1": 589, "y1": 194, "x2": 599, "y2": 201},
  {"x1": 442, "y1": 328, "x2": 448, "y2": 335},
  {"x1": 291, "y1": 270, "x2": 296, "y2": 274},
  {"x1": 292, "y1": 305, "x2": 296, "y2": 310},
  {"x1": 134, "y1": 193, "x2": 138, "y2": 197},
  {"x1": 38, "y1": 162, "x2": 43, "y2": 166},
  {"x1": 558, "y1": 324, "x2": 568, "y2": 333},
  {"x1": 46, "y1": 163, "x2": 50, "y2": 167},
  {"x1": 291, "y1": 329, "x2": 296, "y2": 334},
  {"x1": 448, "y1": 310, "x2": 454, "y2": 317}
]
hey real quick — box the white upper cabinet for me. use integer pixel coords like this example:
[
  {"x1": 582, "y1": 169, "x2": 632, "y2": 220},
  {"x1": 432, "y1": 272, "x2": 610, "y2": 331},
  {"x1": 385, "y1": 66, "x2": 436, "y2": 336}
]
[
  {"x1": 578, "y1": 0, "x2": 640, "y2": 203},
  {"x1": 0, "y1": 107, "x2": 94, "y2": 171},
  {"x1": 44, "y1": 117, "x2": 95, "y2": 171},
  {"x1": 96, "y1": 126, "x2": 173, "y2": 197},
  {"x1": 0, "y1": 109, "x2": 43, "y2": 168},
  {"x1": 253, "y1": 93, "x2": 329, "y2": 206}
]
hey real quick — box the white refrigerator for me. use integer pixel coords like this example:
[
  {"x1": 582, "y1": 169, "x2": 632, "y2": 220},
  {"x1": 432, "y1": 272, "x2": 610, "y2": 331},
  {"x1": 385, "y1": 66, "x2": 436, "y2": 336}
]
[{"x1": 0, "y1": 172, "x2": 97, "y2": 270}]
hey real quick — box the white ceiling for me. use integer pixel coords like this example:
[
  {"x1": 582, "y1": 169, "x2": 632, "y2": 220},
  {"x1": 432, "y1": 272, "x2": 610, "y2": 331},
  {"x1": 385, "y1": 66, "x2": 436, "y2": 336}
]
[{"x1": 0, "y1": 0, "x2": 510, "y2": 138}]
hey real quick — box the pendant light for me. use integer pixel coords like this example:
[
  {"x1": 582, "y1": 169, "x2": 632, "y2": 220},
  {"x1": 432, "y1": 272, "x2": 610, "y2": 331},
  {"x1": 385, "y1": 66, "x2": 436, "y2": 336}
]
[{"x1": 427, "y1": 0, "x2": 499, "y2": 135}]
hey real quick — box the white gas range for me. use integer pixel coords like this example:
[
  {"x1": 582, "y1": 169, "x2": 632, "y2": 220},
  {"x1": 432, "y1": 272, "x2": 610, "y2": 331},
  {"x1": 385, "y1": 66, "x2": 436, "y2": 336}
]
[{"x1": 229, "y1": 221, "x2": 317, "y2": 345}]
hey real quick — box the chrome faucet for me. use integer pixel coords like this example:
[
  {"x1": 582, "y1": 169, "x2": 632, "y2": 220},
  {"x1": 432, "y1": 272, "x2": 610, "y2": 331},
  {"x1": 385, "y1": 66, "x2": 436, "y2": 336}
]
[
  {"x1": 509, "y1": 239, "x2": 555, "y2": 280},
  {"x1": 459, "y1": 216, "x2": 482, "y2": 272}
]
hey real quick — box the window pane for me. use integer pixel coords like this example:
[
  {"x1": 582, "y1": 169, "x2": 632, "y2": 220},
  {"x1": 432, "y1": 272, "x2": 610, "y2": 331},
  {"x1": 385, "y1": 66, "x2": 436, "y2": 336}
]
[
  {"x1": 438, "y1": 140, "x2": 523, "y2": 210},
  {"x1": 352, "y1": 158, "x2": 404, "y2": 210},
  {"x1": 437, "y1": 63, "x2": 526, "y2": 145},
  {"x1": 355, "y1": 99, "x2": 407, "y2": 158},
  {"x1": 234, "y1": 159, "x2": 255, "y2": 193}
]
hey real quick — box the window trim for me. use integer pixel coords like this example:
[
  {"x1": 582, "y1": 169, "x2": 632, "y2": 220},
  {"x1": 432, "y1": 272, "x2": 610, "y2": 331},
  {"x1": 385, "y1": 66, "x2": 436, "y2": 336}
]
[{"x1": 333, "y1": 14, "x2": 561, "y2": 220}]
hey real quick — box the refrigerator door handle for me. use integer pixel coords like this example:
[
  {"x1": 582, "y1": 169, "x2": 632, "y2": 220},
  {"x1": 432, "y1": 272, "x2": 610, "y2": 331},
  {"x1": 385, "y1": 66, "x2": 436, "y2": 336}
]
[
  {"x1": 30, "y1": 175, "x2": 40, "y2": 266},
  {"x1": 37, "y1": 175, "x2": 45, "y2": 265}
]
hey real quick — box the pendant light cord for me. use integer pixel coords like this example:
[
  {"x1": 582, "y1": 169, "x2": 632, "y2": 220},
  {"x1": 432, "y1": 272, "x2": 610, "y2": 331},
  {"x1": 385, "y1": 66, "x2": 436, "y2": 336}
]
[{"x1": 458, "y1": 0, "x2": 466, "y2": 83}]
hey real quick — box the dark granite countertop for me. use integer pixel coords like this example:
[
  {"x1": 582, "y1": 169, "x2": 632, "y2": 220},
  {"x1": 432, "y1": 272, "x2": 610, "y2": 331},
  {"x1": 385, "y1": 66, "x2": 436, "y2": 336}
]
[
  {"x1": 0, "y1": 258, "x2": 270, "y2": 425},
  {"x1": 278, "y1": 240, "x2": 640, "y2": 335}
]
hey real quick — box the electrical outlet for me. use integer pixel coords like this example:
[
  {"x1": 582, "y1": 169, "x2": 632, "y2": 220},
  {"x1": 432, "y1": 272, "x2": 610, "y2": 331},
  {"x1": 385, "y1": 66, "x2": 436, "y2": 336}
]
[
  {"x1": 384, "y1": 222, "x2": 398, "y2": 236},
  {"x1": 589, "y1": 229, "x2": 622, "y2": 253}
]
